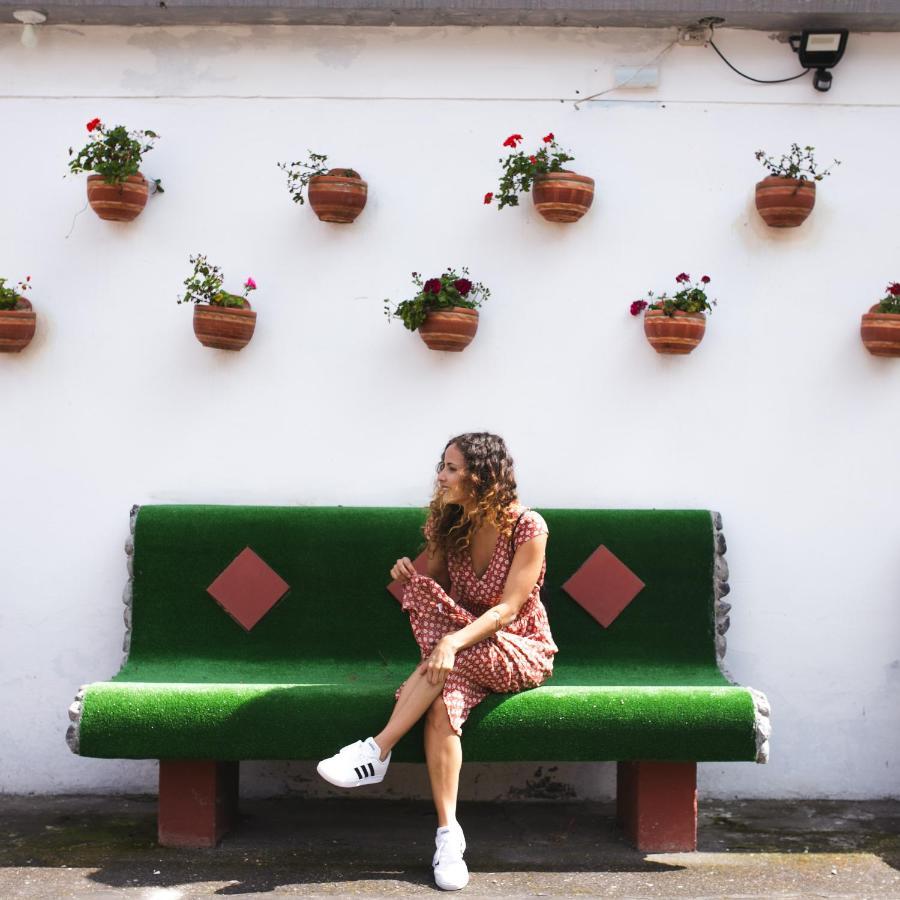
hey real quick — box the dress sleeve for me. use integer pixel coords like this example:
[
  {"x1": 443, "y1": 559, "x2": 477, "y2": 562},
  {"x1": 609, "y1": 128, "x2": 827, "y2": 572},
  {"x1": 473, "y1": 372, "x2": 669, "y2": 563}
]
[{"x1": 512, "y1": 510, "x2": 549, "y2": 551}]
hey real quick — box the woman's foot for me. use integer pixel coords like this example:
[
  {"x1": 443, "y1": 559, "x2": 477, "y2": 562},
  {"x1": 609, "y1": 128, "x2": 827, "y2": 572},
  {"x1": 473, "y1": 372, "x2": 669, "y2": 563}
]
[
  {"x1": 433, "y1": 822, "x2": 469, "y2": 890},
  {"x1": 316, "y1": 737, "x2": 390, "y2": 788}
]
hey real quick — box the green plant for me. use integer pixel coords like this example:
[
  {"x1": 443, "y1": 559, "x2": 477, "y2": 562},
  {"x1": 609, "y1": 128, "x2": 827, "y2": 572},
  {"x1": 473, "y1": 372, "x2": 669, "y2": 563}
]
[
  {"x1": 630, "y1": 273, "x2": 717, "y2": 318},
  {"x1": 68, "y1": 117, "x2": 163, "y2": 190},
  {"x1": 0, "y1": 275, "x2": 31, "y2": 311},
  {"x1": 384, "y1": 268, "x2": 490, "y2": 332},
  {"x1": 277, "y1": 151, "x2": 359, "y2": 205},
  {"x1": 754, "y1": 144, "x2": 840, "y2": 181},
  {"x1": 485, "y1": 132, "x2": 575, "y2": 210},
  {"x1": 876, "y1": 282, "x2": 900, "y2": 314},
  {"x1": 177, "y1": 255, "x2": 256, "y2": 309}
]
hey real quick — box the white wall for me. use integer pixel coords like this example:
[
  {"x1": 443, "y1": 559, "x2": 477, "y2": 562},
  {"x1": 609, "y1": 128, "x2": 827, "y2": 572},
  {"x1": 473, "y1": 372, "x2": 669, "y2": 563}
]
[{"x1": 1, "y1": 23, "x2": 898, "y2": 801}]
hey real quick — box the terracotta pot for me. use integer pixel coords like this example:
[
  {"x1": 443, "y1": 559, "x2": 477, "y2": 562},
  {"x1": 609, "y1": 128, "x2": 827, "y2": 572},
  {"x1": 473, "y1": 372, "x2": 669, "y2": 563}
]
[
  {"x1": 755, "y1": 176, "x2": 816, "y2": 228},
  {"x1": 192, "y1": 300, "x2": 257, "y2": 351},
  {"x1": 87, "y1": 173, "x2": 149, "y2": 222},
  {"x1": 643, "y1": 308, "x2": 706, "y2": 355},
  {"x1": 418, "y1": 307, "x2": 479, "y2": 352},
  {"x1": 0, "y1": 297, "x2": 37, "y2": 353},
  {"x1": 532, "y1": 171, "x2": 594, "y2": 223},
  {"x1": 308, "y1": 168, "x2": 368, "y2": 223},
  {"x1": 860, "y1": 304, "x2": 900, "y2": 357}
]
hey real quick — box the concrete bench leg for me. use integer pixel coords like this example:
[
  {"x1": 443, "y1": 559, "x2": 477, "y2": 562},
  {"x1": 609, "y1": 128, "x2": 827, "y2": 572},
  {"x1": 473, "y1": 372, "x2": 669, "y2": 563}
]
[
  {"x1": 158, "y1": 760, "x2": 239, "y2": 848},
  {"x1": 616, "y1": 761, "x2": 697, "y2": 852}
]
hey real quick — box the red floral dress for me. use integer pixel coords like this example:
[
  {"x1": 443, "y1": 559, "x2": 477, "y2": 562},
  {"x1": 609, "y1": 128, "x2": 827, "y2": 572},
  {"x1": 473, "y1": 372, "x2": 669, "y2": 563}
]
[{"x1": 398, "y1": 508, "x2": 558, "y2": 735}]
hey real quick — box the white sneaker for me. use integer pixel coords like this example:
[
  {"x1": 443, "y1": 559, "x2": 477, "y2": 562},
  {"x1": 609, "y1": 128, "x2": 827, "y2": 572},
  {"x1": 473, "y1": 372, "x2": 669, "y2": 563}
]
[
  {"x1": 433, "y1": 823, "x2": 469, "y2": 891},
  {"x1": 316, "y1": 737, "x2": 390, "y2": 788}
]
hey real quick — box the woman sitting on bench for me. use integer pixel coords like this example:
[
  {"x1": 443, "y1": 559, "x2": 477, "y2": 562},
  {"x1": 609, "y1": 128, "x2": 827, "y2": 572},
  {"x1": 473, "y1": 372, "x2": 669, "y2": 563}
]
[{"x1": 317, "y1": 431, "x2": 557, "y2": 891}]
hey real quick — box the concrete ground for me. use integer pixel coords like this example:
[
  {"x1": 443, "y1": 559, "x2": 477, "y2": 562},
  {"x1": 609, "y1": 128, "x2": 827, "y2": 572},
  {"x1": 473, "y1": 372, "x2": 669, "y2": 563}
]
[{"x1": 0, "y1": 796, "x2": 897, "y2": 899}]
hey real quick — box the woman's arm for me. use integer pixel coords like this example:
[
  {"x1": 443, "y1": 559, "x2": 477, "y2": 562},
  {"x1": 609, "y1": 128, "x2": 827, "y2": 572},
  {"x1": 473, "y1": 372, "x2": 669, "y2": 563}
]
[
  {"x1": 425, "y1": 540, "x2": 451, "y2": 593},
  {"x1": 420, "y1": 533, "x2": 547, "y2": 684}
]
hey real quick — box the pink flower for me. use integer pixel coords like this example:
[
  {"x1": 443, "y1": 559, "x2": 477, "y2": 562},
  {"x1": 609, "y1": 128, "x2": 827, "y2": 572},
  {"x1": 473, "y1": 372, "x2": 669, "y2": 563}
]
[
  {"x1": 244, "y1": 277, "x2": 257, "y2": 291},
  {"x1": 701, "y1": 275, "x2": 711, "y2": 284},
  {"x1": 630, "y1": 300, "x2": 648, "y2": 316},
  {"x1": 675, "y1": 272, "x2": 690, "y2": 284}
]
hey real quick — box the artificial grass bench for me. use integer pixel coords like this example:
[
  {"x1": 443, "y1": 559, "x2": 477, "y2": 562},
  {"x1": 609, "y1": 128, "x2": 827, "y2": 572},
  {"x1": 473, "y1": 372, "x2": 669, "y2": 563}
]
[{"x1": 66, "y1": 505, "x2": 770, "y2": 852}]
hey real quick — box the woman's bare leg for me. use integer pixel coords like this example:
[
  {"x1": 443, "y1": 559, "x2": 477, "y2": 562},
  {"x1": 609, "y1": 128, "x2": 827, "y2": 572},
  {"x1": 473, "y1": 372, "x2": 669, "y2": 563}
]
[
  {"x1": 424, "y1": 696, "x2": 463, "y2": 827},
  {"x1": 373, "y1": 666, "x2": 444, "y2": 759}
]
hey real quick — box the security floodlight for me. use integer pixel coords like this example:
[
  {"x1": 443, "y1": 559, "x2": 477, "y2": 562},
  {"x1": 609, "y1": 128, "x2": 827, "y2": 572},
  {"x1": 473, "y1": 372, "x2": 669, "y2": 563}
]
[{"x1": 790, "y1": 29, "x2": 849, "y2": 92}]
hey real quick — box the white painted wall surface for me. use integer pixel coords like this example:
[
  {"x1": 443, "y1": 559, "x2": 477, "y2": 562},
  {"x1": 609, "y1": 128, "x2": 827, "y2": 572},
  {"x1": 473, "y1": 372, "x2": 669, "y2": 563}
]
[{"x1": 1, "y1": 23, "x2": 898, "y2": 801}]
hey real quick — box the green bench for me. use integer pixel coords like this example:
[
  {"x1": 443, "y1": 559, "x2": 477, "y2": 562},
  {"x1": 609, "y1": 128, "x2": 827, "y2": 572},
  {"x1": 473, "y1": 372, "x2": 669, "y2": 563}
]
[{"x1": 66, "y1": 504, "x2": 770, "y2": 851}]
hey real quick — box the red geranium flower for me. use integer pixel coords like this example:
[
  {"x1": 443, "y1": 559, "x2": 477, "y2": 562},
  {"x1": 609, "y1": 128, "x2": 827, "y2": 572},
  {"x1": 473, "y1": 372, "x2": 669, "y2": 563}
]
[
  {"x1": 454, "y1": 279, "x2": 472, "y2": 296},
  {"x1": 630, "y1": 300, "x2": 648, "y2": 316},
  {"x1": 529, "y1": 155, "x2": 537, "y2": 165},
  {"x1": 423, "y1": 278, "x2": 442, "y2": 295},
  {"x1": 502, "y1": 133, "x2": 524, "y2": 148},
  {"x1": 86, "y1": 118, "x2": 102, "y2": 132},
  {"x1": 483, "y1": 192, "x2": 493, "y2": 204},
  {"x1": 542, "y1": 132, "x2": 554, "y2": 143},
  {"x1": 888, "y1": 282, "x2": 900, "y2": 296},
  {"x1": 675, "y1": 272, "x2": 690, "y2": 284},
  {"x1": 701, "y1": 275, "x2": 711, "y2": 284}
]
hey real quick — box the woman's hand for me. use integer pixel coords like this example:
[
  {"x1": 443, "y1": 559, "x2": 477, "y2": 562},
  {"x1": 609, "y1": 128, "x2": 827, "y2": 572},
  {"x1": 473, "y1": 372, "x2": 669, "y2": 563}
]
[
  {"x1": 390, "y1": 557, "x2": 418, "y2": 583},
  {"x1": 419, "y1": 637, "x2": 457, "y2": 686}
]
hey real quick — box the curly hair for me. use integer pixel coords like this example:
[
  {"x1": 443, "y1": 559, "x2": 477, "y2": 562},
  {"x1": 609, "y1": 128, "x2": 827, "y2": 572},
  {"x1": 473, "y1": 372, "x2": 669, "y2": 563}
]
[{"x1": 426, "y1": 432, "x2": 520, "y2": 558}]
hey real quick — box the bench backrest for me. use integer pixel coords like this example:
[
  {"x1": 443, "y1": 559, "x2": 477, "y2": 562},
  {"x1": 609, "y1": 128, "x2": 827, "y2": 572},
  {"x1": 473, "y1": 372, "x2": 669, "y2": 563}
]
[{"x1": 126, "y1": 505, "x2": 722, "y2": 684}]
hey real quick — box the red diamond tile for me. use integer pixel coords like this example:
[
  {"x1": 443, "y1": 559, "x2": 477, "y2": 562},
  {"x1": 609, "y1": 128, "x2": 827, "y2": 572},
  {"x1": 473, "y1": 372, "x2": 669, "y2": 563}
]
[
  {"x1": 562, "y1": 545, "x2": 646, "y2": 628},
  {"x1": 386, "y1": 551, "x2": 431, "y2": 603},
  {"x1": 207, "y1": 547, "x2": 290, "y2": 631}
]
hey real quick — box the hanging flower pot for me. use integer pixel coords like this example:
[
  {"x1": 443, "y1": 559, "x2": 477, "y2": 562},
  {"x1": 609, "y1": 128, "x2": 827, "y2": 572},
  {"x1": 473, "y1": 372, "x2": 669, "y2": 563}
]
[
  {"x1": 753, "y1": 144, "x2": 839, "y2": 228},
  {"x1": 631, "y1": 273, "x2": 717, "y2": 356},
  {"x1": 485, "y1": 132, "x2": 593, "y2": 224},
  {"x1": 68, "y1": 118, "x2": 164, "y2": 223},
  {"x1": 385, "y1": 268, "x2": 490, "y2": 353},
  {"x1": 278, "y1": 152, "x2": 367, "y2": 223},
  {"x1": 87, "y1": 173, "x2": 149, "y2": 222},
  {"x1": 532, "y1": 171, "x2": 594, "y2": 223},
  {"x1": 178, "y1": 254, "x2": 257, "y2": 351},
  {"x1": 643, "y1": 308, "x2": 707, "y2": 354},
  {"x1": 418, "y1": 307, "x2": 479, "y2": 352},
  {"x1": 860, "y1": 282, "x2": 900, "y2": 358},
  {"x1": 193, "y1": 301, "x2": 257, "y2": 351},
  {"x1": 0, "y1": 276, "x2": 36, "y2": 353}
]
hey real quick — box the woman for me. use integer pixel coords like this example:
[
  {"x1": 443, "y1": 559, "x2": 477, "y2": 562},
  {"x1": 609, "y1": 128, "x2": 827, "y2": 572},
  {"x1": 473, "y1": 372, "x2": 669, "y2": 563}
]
[{"x1": 317, "y1": 432, "x2": 557, "y2": 891}]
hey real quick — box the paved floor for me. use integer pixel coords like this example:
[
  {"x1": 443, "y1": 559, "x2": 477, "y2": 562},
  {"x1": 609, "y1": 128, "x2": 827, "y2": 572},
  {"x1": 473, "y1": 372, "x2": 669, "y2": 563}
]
[{"x1": 0, "y1": 796, "x2": 897, "y2": 898}]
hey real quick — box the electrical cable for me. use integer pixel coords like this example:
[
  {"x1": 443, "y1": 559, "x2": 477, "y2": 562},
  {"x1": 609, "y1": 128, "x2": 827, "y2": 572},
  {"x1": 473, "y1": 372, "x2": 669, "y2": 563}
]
[{"x1": 708, "y1": 32, "x2": 810, "y2": 85}]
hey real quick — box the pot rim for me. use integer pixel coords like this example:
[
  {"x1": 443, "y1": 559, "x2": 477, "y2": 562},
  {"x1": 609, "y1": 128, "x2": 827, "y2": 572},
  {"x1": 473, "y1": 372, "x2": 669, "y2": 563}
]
[
  {"x1": 310, "y1": 170, "x2": 366, "y2": 183},
  {"x1": 86, "y1": 172, "x2": 147, "y2": 184},
  {"x1": 863, "y1": 304, "x2": 900, "y2": 316},
  {"x1": 423, "y1": 305, "x2": 479, "y2": 317},
  {"x1": 193, "y1": 299, "x2": 255, "y2": 312},
  {"x1": 0, "y1": 297, "x2": 33, "y2": 313},
  {"x1": 533, "y1": 170, "x2": 593, "y2": 183},
  {"x1": 644, "y1": 307, "x2": 707, "y2": 319},
  {"x1": 756, "y1": 175, "x2": 817, "y2": 189}
]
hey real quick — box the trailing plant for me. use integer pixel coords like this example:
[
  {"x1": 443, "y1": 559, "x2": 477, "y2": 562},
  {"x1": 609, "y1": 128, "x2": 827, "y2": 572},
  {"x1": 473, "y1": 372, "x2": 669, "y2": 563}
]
[
  {"x1": 277, "y1": 151, "x2": 359, "y2": 205},
  {"x1": 177, "y1": 254, "x2": 256, "y2": 309},
  {"x1": 384, "y1": 268, "x2": 490, "y2": 332},
  {"x1": 68, "y1": 117, "x2": 163, "y2": 190},
  {"x1": 630, "y1": 273, "x2": 717, "y2": 318},
  {"x1": 0, "y1": 275, "x2": 31, "y2": 311},
  {"x1": 754, "y1": 144, "x2": 840, "y2": 181},
  {"x1": 875, "y1": 282, "x2": 900, "y2": 314},
  {"x1": 485, "y1": 132, "x2": 575, "y2": 210}
]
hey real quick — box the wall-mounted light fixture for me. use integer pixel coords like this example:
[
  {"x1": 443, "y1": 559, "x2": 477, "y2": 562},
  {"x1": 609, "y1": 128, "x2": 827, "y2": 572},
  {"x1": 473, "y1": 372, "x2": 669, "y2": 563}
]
[
  {"x1": 12, "y1": 9, "x2": 47, "y2": 48},
  {"x1": 790, "y1": 29, "x2": 849, "y2": 92}
]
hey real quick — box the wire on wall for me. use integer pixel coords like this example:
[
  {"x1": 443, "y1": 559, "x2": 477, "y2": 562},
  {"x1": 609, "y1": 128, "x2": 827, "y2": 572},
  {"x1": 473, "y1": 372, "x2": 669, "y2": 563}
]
[{"x1": 707, "y1": 25, "x2": 811, "y2": 85}]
